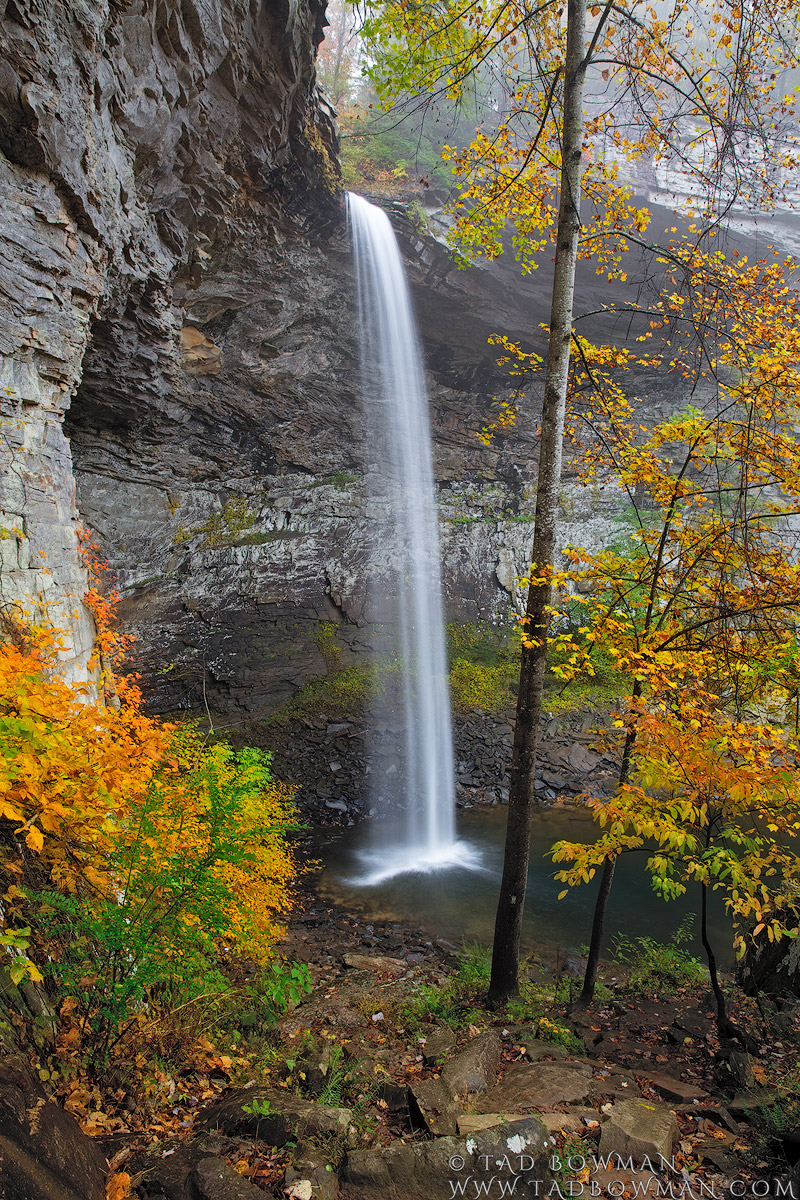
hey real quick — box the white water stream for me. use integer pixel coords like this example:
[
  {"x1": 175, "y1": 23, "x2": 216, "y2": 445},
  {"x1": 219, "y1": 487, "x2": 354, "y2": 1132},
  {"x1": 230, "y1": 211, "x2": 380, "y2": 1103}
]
[{"x1": 347, "y1": 192, "x2": 478, "y2": 883}]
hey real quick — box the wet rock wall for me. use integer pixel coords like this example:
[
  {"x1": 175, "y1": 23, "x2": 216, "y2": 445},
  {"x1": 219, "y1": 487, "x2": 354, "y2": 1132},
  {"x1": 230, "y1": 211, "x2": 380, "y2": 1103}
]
[{"x1": 0, "y1": 0, "x2": 336, "y2": 682}]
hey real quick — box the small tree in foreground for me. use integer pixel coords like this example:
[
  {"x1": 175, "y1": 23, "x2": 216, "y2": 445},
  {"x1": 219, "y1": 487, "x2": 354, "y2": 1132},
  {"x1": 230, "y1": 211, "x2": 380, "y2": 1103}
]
[
  {"x1": 551, "y1": 692, "x2": 800, "y2": 1042},
  {"x1": 0, "y1": 611, "x2": 305, "y2": 1067}
]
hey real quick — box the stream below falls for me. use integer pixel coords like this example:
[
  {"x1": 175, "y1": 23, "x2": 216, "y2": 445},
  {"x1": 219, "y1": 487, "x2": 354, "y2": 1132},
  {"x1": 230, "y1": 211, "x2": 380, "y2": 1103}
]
[{"x1": 314, "y1": 806, "x2": 730, "y2": 965}]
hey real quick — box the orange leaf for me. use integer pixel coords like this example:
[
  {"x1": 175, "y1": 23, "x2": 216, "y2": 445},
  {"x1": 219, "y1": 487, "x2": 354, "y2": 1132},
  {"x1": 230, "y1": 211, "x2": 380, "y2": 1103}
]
[{"x1": 106, "y1": 1171, "x2": 132, "y2": 1200}]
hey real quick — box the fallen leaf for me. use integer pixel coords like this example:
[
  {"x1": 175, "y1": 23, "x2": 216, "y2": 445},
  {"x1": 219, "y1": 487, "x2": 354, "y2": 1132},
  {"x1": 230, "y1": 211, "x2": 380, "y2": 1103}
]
[{"x1": 106, "y1": 1172, "x2": 132, "y2": 1200}]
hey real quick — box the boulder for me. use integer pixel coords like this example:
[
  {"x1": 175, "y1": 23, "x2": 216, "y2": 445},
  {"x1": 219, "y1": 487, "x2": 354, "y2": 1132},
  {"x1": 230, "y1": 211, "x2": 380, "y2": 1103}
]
[
  {"x1": 592, "y1": 1068, "x2": 639, "y2": 1100},
  {"x1": 285, "y1": 1145, "x2": 340, "y2": 1200},
  {"x1": 129, "y1": 1138, "x2": 228, "y2": 1199},
  {"x1": 522, "y1": 1040, "x2": 570, "y2": 1062},
  {"x1": 196, "y1": 1088, "x2": 352, "y2": 1145},
  {"x1": 441, "y1": 1031, "x2": 502, "y2": 1096},
  {"x1": 478, "y1": 1061, "x2": 594, "y2": 1113},
  {"x1": 457, "y1": 1113, "x2": 529, "y2": 1135},
  {"x1": 641, "y1": 1070, "x2": 709, "y2": 1103},
  {"x1": 194, "y1": 1157, "x2": 265, "y2": 1200},
  {"x1": 505, "y1": 1028, "x2": 572, "y2": 1061},
  {"x1": 538, "y1": 1110, "x2": 601, "y2": 1135},
  {"x1": 714, "y1": 1049, "x2": 757, "y2": 1093},
  {"x1": 408, "y1": 1078, "x2": 461, "y2": 1136},
  {"x1": 674, "y1": 1103, "x2": 738, "y2": 1134},
  {"x1": 421, "y1": 1025, "x2": 457, "y2": 1066},
  {"x1": 341, "y1": 1118, "x2": 550, "y2": 1200},
  {"x1": 0, "y1": 1049, "x2": 106, "y2": 1200},
  {"x1": 598, "y1": 1098, "x2": 679, "y2": 1163}
]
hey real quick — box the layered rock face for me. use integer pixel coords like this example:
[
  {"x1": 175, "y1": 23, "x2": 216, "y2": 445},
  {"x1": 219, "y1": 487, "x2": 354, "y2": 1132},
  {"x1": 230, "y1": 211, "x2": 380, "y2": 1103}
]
[
  {"x1": 68, "y1": 225, "x2": 538, "y2": 713},
  {"x1": 0, "y1": 0, "x2": 551, "y2": 714},
  {"x1": 0, "y1": 0, "x2": 336, "y2": 688},
  {"x1": 69, "y1": 182, "x2": 661, "y2": 716},
  {"x1": 69, "y1": 198, "x2": 631, "y2": 716}
]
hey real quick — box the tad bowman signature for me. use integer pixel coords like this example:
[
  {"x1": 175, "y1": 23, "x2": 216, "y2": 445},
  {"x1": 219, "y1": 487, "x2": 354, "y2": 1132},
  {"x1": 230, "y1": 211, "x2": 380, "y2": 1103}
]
[{"x1": 446, "y1": 1151, "x2": 795, "y2": 1199}]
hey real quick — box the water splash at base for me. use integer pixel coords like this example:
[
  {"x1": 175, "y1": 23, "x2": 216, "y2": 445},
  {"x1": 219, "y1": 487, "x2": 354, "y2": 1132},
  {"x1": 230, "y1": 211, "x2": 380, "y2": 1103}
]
[{"x1": 349, "y1": 837, "x2": 486, "y2": 888}]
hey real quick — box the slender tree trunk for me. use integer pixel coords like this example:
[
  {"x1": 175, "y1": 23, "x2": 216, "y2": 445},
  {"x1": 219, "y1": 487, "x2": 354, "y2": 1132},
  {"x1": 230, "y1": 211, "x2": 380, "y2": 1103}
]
[
  {"x1": 699, "y1": 842, "x2": 754, "y2": 1051},
  {"x1": 700, "y1": 879, "x2": 729, "y2": 1033},
  {"x1": 578, "y1": 854, "x2": 617, "y2": 1006},
  {"x1": 488, "y1": 0, "x2": 589, "y2": 1004},
  {"x1": 577, "y1": 689, "x2": 640, "y2": 1005}
]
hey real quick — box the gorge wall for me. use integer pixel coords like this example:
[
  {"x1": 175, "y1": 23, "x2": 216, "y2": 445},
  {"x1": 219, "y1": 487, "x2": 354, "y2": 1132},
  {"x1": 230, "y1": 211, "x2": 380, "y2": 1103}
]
[
  {"x1": 0, "y1": 0, "x2": 337, "y2": 700},
  {"x1": 1, "y1": 0, "x2": 682, "y2": 717}
]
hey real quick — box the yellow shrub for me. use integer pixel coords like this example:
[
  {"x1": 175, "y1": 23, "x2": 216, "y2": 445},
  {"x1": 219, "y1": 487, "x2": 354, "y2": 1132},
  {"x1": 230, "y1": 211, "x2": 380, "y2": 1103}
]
[{"x1": 0, "y1": 624, "x2": 300, "y2": 982}]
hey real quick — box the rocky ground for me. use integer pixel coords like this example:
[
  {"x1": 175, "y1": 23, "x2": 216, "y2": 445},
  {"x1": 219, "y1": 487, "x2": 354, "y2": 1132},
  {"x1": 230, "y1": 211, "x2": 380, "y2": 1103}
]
[{"x1": 98, "y1": 886, "x2": 800, "y2": 1200}]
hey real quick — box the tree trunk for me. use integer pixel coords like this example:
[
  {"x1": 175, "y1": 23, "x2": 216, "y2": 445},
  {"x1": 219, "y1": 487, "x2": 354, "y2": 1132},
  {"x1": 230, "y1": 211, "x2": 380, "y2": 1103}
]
[
  {"x1": 488, "y1": 0, "x2": 589, "y2": 1004},
  {"x1": 576, "y1": 700, "x2": 640, "y2": 1005},
  {"x1": 700, "y1": 849, "x2": 755, "y2": 1051},
  {"x1": 577, "y1": 853, "x2": 617, "y2": 1006},
  {"x1": 700, "y1": 879, "x2": 729, "y2": 1033}
]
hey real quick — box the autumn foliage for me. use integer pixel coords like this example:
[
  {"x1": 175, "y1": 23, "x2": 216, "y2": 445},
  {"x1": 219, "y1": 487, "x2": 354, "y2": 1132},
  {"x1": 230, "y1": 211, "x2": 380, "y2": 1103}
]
[
  {"x1": 551, "y1": 694, "x2": 800, "y2": 956},
  {"x1": 0, "y1": 610, "x2": 302, "y2": 1064}
]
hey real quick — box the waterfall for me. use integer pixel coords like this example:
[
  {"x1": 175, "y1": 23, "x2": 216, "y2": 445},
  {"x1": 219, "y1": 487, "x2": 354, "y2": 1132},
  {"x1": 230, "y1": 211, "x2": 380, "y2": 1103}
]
[{"x1": 348, "y1": 192, "x2": 475, "y2": 882}]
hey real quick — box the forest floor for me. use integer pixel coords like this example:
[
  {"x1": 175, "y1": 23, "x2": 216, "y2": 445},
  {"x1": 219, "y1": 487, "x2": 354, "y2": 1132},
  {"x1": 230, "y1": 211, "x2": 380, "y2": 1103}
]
[{"x1": 102, "y1": 875, "x2": 800, "y2": 1199}]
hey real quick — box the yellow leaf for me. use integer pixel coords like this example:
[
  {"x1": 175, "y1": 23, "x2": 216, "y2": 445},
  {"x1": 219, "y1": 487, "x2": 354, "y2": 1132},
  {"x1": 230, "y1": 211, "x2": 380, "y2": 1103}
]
[{"x1": 24, "y1": 825, "x2": 43, "y2": 853}]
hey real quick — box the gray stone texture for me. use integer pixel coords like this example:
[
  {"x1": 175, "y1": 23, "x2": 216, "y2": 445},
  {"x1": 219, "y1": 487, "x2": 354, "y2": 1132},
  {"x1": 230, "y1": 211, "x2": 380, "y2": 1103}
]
[
  {"x1": 477, "y1": 1060, "x2": 594, "y2": 1112},
  {"x1": 0, "y1": 1047, "x2": 106, "y2": 1200},
  {"x1": 598, "y1": 1097, "x2": 680, "y2": 1164},
  {"x1": 196, "y1": 1086, "x2": 352, "y2": 1144},
  {"x1": 0, "y1": 0, "x2": 337, "y2": 689},
  {"x1": 441, "y1": 1030, "x2": 503, "y2": 1096},
  {"x1": 408, "y1": 1076, "x2": 461, "y2": 1136},
  {"x1": 341, "y1": 1118, "x2": 550, "y2": 1200}
]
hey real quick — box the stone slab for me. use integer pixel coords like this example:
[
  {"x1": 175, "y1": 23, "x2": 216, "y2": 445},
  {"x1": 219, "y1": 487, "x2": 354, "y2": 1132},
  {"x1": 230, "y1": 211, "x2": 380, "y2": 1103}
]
[
  {"x1": 478, "y1": 1061, "x2": 594, "y2": 1113},
  {"x1": 642, "y1": 1070, "x2": 709, "y2": 1103},
  {"x1": 442, "y1": 1031, "x2": 502, "y2": 1096},
  {"x1": 341, "y1": 1118, "x2": 550, "y2": 1200},
  {"x1": 409, "y1": 1078, "x2": 460, "y2": 1136},
  {"x1": 196, "y1": 1088, "x2": 352, "y2": 1145}
]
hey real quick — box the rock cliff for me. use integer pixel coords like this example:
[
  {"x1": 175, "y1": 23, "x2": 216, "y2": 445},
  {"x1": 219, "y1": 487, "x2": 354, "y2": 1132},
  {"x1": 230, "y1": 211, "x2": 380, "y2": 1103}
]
[
  {"x1": 0, "y1": 0, "x2": 671, "y2": 716},
  {"x1": 0, "y1": 0, "x2": 337, "y2": 692}
]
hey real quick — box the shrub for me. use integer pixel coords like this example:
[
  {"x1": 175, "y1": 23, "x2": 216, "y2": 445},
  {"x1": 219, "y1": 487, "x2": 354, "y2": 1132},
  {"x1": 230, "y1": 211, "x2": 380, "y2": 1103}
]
[
  {"x1": 612, "y1": 918, "x2": 707, "y2": 995},
  {"x1": 0, "y1": 621, "x2": 304, "y2": 1065},
  {"x1": 0, "y1": 627, "x2": 167, "y2": 895}
]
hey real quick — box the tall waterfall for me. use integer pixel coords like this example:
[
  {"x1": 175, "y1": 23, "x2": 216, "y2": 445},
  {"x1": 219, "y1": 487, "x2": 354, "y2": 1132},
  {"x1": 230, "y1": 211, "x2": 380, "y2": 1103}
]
[{"x1": 348, "y1": 192, "x2": 470, "y2": 882}]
